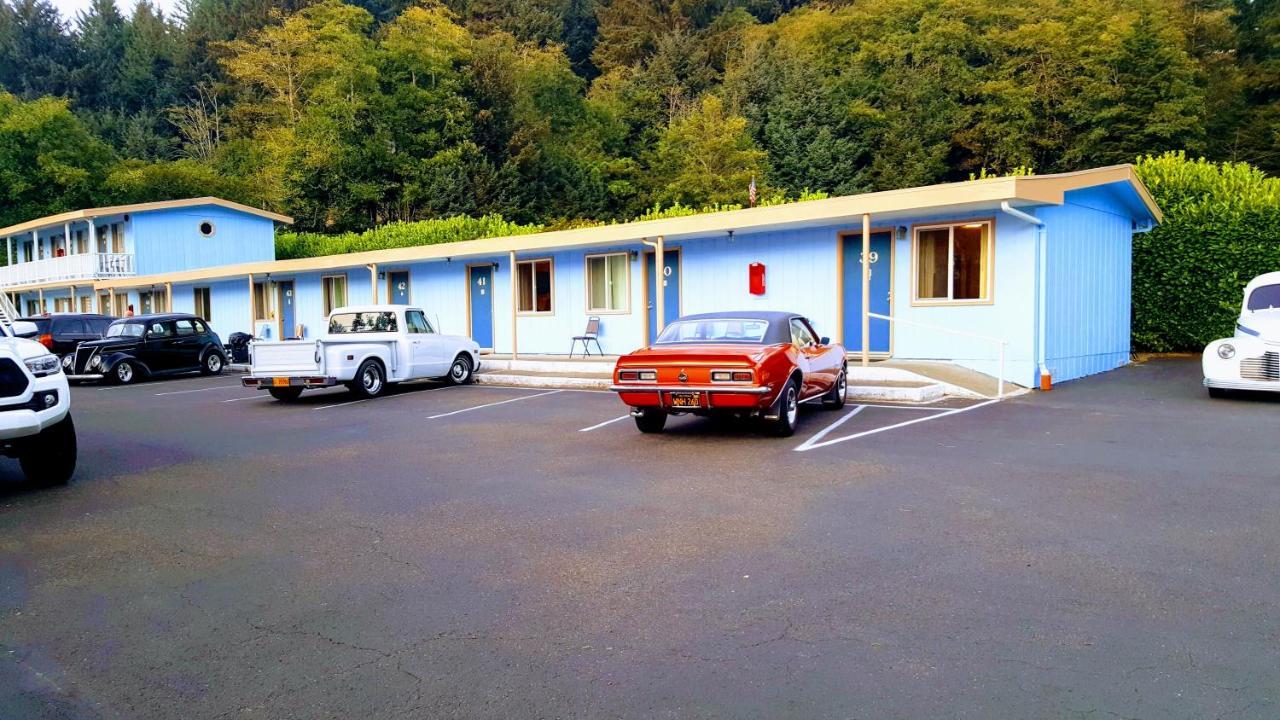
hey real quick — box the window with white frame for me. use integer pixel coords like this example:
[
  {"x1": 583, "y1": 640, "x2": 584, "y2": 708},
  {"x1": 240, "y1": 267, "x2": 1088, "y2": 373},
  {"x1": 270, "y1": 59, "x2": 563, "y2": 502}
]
[
  {"x1": 586, "y1": 253, "x2": 629, "y2": 312},
  {"x1": 193, "y1": 287, "x2": 212, "y2": 320},
  {"x1": 914, "y1": 221, "x2": 992, "y2": 303},
  {"x1": 322, "y1": 275, "x2": 347, "y2": 315},
  {"x1": 516, "y1": 259, "x2": 553, "y2": 313}
]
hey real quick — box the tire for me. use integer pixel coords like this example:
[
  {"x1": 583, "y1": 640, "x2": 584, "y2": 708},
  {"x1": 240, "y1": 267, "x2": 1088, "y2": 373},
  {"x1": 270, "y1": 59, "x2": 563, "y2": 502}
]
[
  {"x1": 822, "y1": 367, "x2": 847, "y2": 409},
  {"x1": 268, "y1": 387, "x2": 304, "y2": 402},
  {"x1": 19, "y1": 414, "x2": 76, "y2": 486},
  {"x1": 446, "y1": 354, "x2": 474, "y2": 385},
  {"x1": 112, "y1": 360, "x2": 137, "y2": 385},
  {"x1": 201, "y1": 350, "x2": 225, "y2": 375},
  {"x1": 347, "y1": 359, "x2": 386, "y2": 399},
  {"x1": 633, "y1": 408, "x2": 667, "y2": 433},
  {"x1": 765, "y1": 379, "x2": 800, "y2": 437},
  {"x1": 1208, "y1": 387, "x2": 1229, "y2": 399}
]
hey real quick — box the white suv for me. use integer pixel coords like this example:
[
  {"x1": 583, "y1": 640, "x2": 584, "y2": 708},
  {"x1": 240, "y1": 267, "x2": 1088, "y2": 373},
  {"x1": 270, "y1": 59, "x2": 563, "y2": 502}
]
[{"x1": 0, "y1": 321, "x2": 76, "y2": 485}]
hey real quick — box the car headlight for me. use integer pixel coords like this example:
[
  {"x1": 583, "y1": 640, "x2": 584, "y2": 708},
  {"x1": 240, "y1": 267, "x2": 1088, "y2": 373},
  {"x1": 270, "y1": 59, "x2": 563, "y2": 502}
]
[
  {"x1": 61, "y1": 354, "x2": 73, "y2": 370},
  {"x1": 24, "y1": 354, "x2": 61, "y2": 377},
  {"x1": 1217, "y1": 343, "x2": 1236, "y2": 360},
  {"x1": 89, "y1": 355, "x2": 102, "y2": 369}
]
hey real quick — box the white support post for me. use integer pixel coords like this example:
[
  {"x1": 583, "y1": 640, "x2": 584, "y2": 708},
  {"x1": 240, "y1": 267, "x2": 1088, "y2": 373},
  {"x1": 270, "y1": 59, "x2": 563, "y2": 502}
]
[
  {"x1": 368, "y1": 264, "x2": 378, "y2": 303},
  {"x1": 654, "y1": 235, "x2": 666, "y2": 337},
  {"x1": 861, "y1": 213, "x2": 871, "y2": 368},
  {"x1": 5, "y1": 237, "x2": 10, "y2": 266},
  {"x1": 89, "y1": 222, "x2": 97, "y2": 257},
  {"x1": 63, "y1": 222, "x2": 71, "y2": 255},
  {"x1": 509, "y1": 251, "x2": 518, "y2": 359}
]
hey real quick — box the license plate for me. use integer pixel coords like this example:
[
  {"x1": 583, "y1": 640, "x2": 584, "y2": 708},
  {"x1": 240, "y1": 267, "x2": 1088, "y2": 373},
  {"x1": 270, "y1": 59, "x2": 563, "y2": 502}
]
[
  {"x1": 670, "y1": 392, "x2": 701, "y2": 408},
  {"x1": 271, "y1": 377, "x2": 290, "y2": 387}
]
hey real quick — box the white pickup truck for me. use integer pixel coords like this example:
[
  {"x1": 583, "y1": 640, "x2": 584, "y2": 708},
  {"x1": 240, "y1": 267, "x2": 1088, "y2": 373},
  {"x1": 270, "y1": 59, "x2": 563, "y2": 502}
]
[{"x1": 243, "y1": 305, "x2": 481, "y2": 402}]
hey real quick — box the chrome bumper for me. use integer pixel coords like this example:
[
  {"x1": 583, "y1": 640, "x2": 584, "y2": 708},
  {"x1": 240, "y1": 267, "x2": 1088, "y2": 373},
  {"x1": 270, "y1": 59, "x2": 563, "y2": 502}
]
[
  {"x1": 1203, "y1": 377, "x2": 1280, "y2": 392},
  {"x1": 609, "y1": 384, "x2": 771, "y2": 394},
  {"x1": 66, "y1": 374, "x2": 104, "y2": 381},
  {"x1": 243, "y1": 376, "x2": 337, "y2": 389}
]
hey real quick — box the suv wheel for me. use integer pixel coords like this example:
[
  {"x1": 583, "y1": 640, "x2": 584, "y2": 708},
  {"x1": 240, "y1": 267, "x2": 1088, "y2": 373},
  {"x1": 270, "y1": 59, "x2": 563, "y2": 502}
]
[{"x1": 19, "y1": 414, "x2": 77, "y2": 486}]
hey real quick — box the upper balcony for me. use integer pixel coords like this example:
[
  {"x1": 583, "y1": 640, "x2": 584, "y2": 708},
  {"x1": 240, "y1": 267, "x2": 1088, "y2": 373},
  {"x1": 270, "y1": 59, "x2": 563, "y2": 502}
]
[{"x1": 0, "y1": 253, "x2": 136, "y2": 289}]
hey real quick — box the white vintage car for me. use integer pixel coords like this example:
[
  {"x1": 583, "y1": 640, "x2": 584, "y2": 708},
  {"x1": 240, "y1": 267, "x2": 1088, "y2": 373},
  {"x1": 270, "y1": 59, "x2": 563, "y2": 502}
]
[
  {"x1": 243, "y1": 305, "x2": 481, "y2": 401},
  {"x1": 1203, "y1": 271, "x2": 1280, "y2": 397}
]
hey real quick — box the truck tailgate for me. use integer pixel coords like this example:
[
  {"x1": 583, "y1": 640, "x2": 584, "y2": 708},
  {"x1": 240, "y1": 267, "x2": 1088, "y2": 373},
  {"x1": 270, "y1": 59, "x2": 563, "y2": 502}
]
[{"x1": 251, "y1": 340, "x2": 322, "y2": 375}]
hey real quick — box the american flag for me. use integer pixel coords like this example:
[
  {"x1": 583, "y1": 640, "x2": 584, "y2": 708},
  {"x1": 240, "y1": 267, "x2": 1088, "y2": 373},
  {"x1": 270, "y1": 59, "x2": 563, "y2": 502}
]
[{"x1": 748, "y1": 176, "x2": 757, "y2": 207}]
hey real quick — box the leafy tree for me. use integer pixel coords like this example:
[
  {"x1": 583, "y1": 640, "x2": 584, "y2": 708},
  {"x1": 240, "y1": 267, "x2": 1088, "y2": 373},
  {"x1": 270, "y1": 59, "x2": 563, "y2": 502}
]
[
  {"x1": 649, "y1": 93, "x2": 766, "y2": 207},
  {"x1": 0, "y1": 92, "x2": 113, "y2": 227}
]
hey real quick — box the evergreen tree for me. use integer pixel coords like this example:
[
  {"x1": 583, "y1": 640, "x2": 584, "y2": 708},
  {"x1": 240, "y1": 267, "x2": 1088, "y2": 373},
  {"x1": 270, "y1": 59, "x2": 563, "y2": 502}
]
[{"x1": 0, "y1": 0, "x2": 79, "y2": 98}]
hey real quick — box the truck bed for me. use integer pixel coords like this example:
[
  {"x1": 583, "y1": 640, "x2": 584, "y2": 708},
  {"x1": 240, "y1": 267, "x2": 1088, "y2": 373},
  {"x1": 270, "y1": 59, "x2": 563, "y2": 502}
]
[{"x1": 250, "y1": 340, "x2": 321, "y2": 375}]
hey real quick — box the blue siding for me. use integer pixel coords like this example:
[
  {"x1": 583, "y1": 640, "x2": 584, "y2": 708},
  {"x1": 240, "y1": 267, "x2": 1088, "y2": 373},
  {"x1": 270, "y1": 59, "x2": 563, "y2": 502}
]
[
  {"x1": 1040, "y1": 188, "x2": 1134, "y2": 384},
  {"x1": 131, "y1": 205, "x2": 276, "y2": 275}
]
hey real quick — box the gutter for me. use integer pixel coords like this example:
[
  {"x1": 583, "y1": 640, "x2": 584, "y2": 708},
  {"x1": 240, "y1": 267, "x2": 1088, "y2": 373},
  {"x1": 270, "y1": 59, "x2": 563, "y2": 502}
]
[{"x1": 1000, "y1": 201, "x2": 1050, "y2": 387}]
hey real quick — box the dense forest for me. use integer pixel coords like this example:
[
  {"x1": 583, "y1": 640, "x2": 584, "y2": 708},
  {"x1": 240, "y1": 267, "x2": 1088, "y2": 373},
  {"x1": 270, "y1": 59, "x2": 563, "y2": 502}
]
[{"x1": 0, "y1": 0, "x2": 1277, "y2": 234}]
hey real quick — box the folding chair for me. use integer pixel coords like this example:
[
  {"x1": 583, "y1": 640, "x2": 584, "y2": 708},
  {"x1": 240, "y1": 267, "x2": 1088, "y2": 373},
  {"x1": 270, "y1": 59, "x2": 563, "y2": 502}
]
[{"x1": 569, "y1": 316, "x2": 604, "y2": 357}]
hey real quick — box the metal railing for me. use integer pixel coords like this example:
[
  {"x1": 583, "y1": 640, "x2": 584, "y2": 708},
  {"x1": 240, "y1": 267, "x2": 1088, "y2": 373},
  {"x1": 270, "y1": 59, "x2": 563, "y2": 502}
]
[
  {"x1": 0, "y1": 253, "x2": 135, "y2": 287},
  {"x1": 867, "y1": 312, "x2": 1010, "y2": 399}
]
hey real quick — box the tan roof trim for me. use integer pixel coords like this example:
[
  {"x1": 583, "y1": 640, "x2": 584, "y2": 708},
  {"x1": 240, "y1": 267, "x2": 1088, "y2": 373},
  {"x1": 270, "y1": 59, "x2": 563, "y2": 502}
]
[
  {"x1": 82, "y1": 165, "x2": 1160, "y2": 292},
  {"x1": 0, "y1": 197, "x2": 293, "y2": 237}
]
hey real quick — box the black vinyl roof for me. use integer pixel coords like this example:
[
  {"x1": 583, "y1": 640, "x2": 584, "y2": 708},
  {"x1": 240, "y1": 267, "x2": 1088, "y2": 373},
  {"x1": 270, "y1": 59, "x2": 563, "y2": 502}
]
[{"x1": 664, "y1": 311, "x2": 802, "y2": 345}]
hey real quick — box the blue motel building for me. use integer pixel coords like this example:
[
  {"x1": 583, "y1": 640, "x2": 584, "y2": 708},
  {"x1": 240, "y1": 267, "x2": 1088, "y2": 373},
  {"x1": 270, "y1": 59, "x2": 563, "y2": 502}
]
[{"x1": 0, "y1": 165, "x2": 1161, "y2": 388}]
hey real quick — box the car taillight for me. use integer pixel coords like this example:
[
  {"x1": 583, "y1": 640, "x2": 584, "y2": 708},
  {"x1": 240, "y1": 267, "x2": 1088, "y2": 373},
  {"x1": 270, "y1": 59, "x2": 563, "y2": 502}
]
[
  {"x1": 711, "y1": 369, "x2": 754, "y2": 383},
  {"x1": 732, "y1": 371, "x2": 753, "y2": 382},
  {"x1": 37, "y1": 333, "x2": 53, "y2": 349},
  {"x1": 618, "y1": 369, "x2": 656, "y2": 382}
]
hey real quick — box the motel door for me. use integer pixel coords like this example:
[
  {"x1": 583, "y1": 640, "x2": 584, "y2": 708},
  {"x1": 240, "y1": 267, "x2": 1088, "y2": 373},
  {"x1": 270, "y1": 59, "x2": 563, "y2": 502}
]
[
  {"x1": 646, "y1": 249, "x2": 681, "y2": 344},
  {"x1": 388, "y1": 271, "x2": 410, "y2": 304},
  {"x1": 469, "y1": 265, "x2": 494, "y2": 350},
  {"x1": 842, "y1": 231, "x2": 892, "y2": 354},
  {"x1": 278, "y1": 281, "x2": 296, "y2": 338}
]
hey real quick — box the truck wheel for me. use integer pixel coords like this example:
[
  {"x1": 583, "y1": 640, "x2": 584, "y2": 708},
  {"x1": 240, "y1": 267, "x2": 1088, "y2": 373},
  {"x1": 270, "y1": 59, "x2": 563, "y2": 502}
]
[
  {"x1": 112, "y1": 361, "x2": 137, "y2": 385},
  {"x1": 201, "y1": 351, "x2": 225, "y2": 375},
  {"x1": 765, "y1": 379, "x2": 800, "y2": 437},
  {"x1": 268, "y1": 387, "x2": 304, "y2": 402},
  {"x1": 19, "y1": 414, "x2": 76, "y2": 486},
  {"x1": 822, "y1": 367, "x2": 847, "y2": 409},
  {"x1": 347, "y1": 359, "x2": 385, "y2": 399},
  {"x1": 447, "y1": 354, "x2": 474, "y2": 385},
  {"x1": 634, "y1": 408, "x2": 667, "y2": 433}
]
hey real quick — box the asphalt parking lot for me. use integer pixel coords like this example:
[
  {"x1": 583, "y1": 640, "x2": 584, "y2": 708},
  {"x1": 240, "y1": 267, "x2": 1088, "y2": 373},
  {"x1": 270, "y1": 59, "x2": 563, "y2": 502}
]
[{"x1": 0, "y1": 358, "x2": 1277, "y2": 719}]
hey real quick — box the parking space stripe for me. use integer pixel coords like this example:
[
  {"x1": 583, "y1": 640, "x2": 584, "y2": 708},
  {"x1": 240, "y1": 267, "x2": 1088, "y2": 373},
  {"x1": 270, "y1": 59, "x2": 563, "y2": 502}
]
[
  {"x1": 793, "y1": 405, "x2": 866, "y2": 452},
  {"x1": 154, "y1": 384, "x2": 244, "y2": 396},
  {"x1": 312, "y1": 385, "x2": 459, "y2": 411},
  {"x1": 579, "y1": 414, "x2": 631, "y2": 432},
  {"x1": 794, "y1": 399, "x2": 1000, "y2": 452},
  {"x1": 222, "y1": 394, "x2": 270, "y2": 403},
  {"x1": 427, "y1": 389, "x2": 561, "y2": 419},
  {"x1": 855, "y1": 403, "x2": 956, "y2": 411}
]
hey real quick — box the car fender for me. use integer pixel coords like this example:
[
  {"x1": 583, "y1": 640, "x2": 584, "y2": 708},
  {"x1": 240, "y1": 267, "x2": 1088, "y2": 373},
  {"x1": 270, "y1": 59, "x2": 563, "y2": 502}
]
[
  {"x1": 1202, "y1": 336, "x2": 1266, "y2": 380},
  {"x1": 322, "y1": 342, "x2": 397, "y2": 381},
  {"x1": 101, "y1": 351, "x2": 152, "y2": 377}
]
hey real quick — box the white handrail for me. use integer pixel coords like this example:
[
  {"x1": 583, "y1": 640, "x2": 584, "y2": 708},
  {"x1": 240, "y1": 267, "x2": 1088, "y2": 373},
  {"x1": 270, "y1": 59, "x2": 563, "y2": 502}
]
[{"x1": 867, "y1": 312, "x2": 1009, "y2": 399}]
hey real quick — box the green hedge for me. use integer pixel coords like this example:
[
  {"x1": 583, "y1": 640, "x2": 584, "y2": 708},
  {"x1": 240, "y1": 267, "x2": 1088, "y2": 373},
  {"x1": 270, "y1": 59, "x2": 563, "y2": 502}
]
[
  {"x1": 275, "y1": 215, "x2": 544, "y2": 260},
  {"x1": 1133, "y1": 153, "x2": 1280, "y2": 352}
]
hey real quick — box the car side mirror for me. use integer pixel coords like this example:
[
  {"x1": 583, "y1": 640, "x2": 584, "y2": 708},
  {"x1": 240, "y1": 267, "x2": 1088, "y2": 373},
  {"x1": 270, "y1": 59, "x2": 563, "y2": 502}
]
[{"x1": 820, "y1": 336, "x2": 830, "y2": 345}]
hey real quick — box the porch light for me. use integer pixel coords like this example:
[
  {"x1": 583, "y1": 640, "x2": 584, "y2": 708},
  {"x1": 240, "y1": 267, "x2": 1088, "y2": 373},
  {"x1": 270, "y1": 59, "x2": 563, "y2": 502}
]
[
  {"x1": 896, "y1": 226, "x2": 907, "y2": 241},
  {"x1": 962, "y1": 223, "x2": 984, "y2": 229}
]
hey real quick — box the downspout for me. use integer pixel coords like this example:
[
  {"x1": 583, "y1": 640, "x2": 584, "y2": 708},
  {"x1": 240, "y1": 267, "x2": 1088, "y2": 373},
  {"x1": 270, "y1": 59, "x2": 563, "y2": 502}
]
[{"x1": 1000, "y1": 201, "x2": 1049, "y2": 388}]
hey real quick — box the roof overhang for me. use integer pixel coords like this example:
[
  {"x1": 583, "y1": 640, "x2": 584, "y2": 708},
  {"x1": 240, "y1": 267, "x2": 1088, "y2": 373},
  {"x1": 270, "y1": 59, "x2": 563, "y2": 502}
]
[
  {"x1": 0, "y1": 197, "x2": 293, "y2": 237},
  {"x1": 63, "y1": 165, "x2": 1163, "y2": 292}
]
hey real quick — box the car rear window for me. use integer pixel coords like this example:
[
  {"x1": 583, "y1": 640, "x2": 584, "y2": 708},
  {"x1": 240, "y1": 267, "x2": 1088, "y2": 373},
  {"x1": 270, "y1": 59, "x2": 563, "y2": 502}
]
[
  {"x1": 328, "y1": 312, "x2": 398, "y2": 334},
  {"x1": 656, "y1": 319, "x2": 769, "y2": 344}
]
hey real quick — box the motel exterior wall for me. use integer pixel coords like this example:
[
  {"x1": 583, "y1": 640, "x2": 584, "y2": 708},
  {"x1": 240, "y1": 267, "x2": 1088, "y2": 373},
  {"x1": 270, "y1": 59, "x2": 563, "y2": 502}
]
[{"x1": 131, "y1": 205, "x2": 276, "y2": 275}]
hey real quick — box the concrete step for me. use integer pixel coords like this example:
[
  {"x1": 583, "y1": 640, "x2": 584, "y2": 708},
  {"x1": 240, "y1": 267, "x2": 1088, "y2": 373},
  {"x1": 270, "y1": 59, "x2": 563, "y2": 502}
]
[
  {"x1": 480, "y1": 358, "x2": 614, "y2": 376},
  {"x1": 846, "y1": 380, "x2": 945, "y2": 403},
  {"x1": 476, "y1": 369, "x2": 610, "y2": 390}
]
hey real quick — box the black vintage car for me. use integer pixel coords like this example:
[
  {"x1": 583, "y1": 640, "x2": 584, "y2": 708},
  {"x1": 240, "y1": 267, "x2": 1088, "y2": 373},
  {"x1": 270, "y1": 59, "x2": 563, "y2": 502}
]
[{"x1": 69, "y1": 313, "x2": 228, "y2": 384}]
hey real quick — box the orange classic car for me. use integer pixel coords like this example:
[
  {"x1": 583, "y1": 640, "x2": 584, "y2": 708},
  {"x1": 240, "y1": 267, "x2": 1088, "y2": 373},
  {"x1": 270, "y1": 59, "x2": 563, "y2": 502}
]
[{"x1": 610, "y1": 311, "x2": 848, "y2": 436}]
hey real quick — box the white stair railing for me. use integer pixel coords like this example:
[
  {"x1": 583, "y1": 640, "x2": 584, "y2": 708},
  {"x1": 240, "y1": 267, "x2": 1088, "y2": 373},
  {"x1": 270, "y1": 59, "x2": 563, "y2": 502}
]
[
  {"x1": 866, "y1": 312, "x2": 1009, "y2": 399},
  {"x1": 0, "y1": 288, "x2": 20, "y2": 337}
]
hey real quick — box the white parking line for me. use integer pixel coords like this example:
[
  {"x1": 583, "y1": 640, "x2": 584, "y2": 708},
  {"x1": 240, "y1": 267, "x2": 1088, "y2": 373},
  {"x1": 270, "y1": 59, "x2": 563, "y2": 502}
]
[
  {"x1": 428, "y1": 389, "x2": 561, "y2": 419},
  {"x1": 153, "y1": 384, "x2": 244, "y2": 396},
  {"x1": 312, "y1": 384, "x2": 459, "y2": 411},
  {"x1": 222, "y1": 394, "x2": 268, "y2": 403},
  {"x1": 579, "y1": 414, "x2": 631, "y2": 432},
  {"x1": 793, "y1": 405, "x2": 865, "y2": 452},
  {"x1": 794, "y1": 399, "x2": 1000, "y2": 452}
]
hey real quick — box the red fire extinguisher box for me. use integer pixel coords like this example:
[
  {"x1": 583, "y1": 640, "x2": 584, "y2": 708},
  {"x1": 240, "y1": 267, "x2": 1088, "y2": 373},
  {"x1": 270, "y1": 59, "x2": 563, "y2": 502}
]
[{"x1": 749, "y1": 262, "x2": 766, "y2": 295}]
